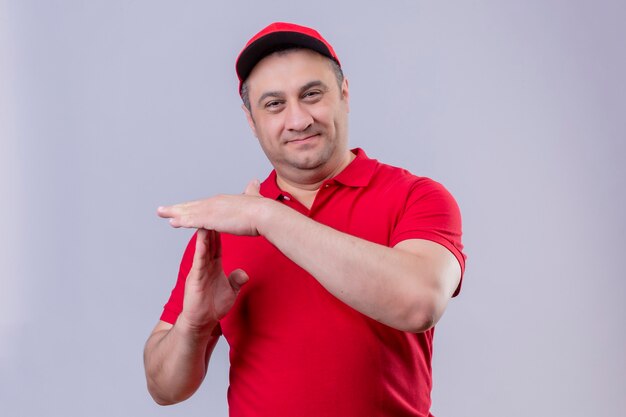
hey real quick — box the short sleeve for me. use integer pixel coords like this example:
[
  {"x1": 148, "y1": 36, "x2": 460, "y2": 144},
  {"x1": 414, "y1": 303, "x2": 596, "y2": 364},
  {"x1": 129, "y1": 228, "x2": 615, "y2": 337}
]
[
  {"x1": 389, "y1": 178, "x2": 466, "y2": 296},
  {"x1": 159, "y1": 231, "x2": 198, "y2": 324}
]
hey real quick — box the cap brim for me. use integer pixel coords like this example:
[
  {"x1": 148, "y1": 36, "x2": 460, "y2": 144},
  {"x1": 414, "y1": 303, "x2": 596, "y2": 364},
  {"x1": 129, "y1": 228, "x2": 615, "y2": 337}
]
[{"x1": 236, "y1": 31, "x2": 335, "y2": 83}]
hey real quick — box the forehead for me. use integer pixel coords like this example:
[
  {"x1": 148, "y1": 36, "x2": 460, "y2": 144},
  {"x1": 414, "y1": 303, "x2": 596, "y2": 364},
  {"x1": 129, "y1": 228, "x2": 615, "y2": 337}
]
[{"x1": 246, "y1": 49, "x2": 336, "y2": 96}]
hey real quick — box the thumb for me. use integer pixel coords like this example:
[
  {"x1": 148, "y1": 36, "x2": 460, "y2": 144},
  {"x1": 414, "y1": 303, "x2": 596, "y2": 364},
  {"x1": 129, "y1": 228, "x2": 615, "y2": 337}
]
[
  {"x1": 244, "y1": 179, "x2": 261, "y2": 197},
  {"x1": 228, "y1": 269, "x2": 249, "y2": 292}
]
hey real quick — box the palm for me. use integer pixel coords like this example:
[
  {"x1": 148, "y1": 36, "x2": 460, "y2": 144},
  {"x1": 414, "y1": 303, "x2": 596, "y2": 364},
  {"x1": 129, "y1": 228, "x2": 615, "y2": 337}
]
[{"x1": 182, "y1": 229, "x2": 246, "y2": 327}]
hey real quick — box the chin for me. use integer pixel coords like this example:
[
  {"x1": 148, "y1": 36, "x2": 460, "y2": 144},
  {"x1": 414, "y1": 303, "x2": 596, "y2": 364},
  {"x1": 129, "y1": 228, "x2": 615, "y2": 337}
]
[
  {"x1": 287, "y1": 156, "x2": 327, "y2": 171},
  {"x1": 287, "y1": 147, "x2": 335, "y2": 171}
]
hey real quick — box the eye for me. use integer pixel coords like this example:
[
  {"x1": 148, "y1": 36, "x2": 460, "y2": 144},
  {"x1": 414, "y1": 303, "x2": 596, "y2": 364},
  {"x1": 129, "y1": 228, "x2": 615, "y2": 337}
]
[
  {"x1": 302, "y1": 90, "x2": 322, "y2": 101},
  {"x1": 264, "y1": 100, "x2": 284, "y2": 111}
]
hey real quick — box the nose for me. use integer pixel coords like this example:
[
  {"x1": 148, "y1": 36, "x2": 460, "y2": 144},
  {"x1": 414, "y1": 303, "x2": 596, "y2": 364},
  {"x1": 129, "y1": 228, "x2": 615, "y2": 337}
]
[{"x1": 284, "y1": 101, "x2": 313, "y2": 132}]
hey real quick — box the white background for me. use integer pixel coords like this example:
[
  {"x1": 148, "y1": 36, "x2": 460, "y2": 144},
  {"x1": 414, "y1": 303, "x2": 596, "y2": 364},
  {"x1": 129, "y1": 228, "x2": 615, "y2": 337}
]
[{"x1": 1, "y1": 1, "x2": 624, "y2": 416}]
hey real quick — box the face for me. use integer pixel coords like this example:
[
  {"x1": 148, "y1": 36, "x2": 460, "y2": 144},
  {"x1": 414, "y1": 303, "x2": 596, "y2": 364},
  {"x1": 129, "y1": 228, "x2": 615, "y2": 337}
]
[{"x1": 243, "y1": 49, "x2": 350, "y2": 181}]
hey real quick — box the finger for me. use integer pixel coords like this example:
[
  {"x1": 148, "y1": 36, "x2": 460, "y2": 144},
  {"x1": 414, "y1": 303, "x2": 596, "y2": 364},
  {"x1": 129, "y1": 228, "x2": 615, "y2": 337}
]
[
  {"x1": 158, "y1": 205, "x2": 186, "y2": 228},
  {"x1": 244, "y1": 179, "x2": 261, "y2": 196},
  {"x1": 156, "y1": 205, "x2": 174, "y2": 218},
  {"x1": 228, "y1": 269, "x2": 249, "y2": 292},
  {"x1": 207, "y1": 229, "x2": 222, "y2": 259},
  {"x1": 192, "y1": 229, "x2": 209, "y2": 268},
  {"x1": 160, "y1": 203, "x2": 197, "y2": 229},
  {"x1": 157, "y1": 201, "x2": 194, "y2": 218}
]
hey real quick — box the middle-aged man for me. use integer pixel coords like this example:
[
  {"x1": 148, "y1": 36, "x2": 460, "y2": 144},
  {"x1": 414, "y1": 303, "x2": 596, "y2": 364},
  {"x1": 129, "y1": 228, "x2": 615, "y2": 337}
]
[{"x1": 144, "y1": 22, "x2": 466, "y2": 417}]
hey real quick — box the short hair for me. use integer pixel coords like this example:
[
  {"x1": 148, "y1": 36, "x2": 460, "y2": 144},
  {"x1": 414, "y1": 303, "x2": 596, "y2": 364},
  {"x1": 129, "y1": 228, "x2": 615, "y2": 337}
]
[{"x1": 240, "y1": 46, "x2": 344, "y2": 112}]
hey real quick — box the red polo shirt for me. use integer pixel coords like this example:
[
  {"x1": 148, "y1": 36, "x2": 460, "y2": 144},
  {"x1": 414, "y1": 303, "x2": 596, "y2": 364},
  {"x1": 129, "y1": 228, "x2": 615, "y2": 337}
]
[{"x1": 161, "y1": 148, "x2": 466, "y2": 417}]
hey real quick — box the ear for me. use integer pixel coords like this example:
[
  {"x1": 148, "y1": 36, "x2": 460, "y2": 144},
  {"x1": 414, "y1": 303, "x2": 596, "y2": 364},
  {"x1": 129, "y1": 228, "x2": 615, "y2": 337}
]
[
  {"x1": 341, "y1": 78, "x2": 350, "y2": 113},
  {"x1": 241, "y1": 104, "x2": 258, "y2": 138}
]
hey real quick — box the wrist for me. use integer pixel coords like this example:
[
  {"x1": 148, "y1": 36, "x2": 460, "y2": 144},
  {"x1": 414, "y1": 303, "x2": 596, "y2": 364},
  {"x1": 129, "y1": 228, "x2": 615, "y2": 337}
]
[
  {"x1": 253, "y1": 198, "x2": 284, "y2": 236},
  {"x1": 176, "y1": 313, "x2": 219, "y2": 339}
]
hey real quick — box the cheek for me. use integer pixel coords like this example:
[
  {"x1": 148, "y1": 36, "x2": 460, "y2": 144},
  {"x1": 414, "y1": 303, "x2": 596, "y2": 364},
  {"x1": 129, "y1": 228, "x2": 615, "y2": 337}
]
[
  {"x1": 256, "y1": 118, "x2": 283, "y2": 144},
  {"x1": 311, "y1": 108, "x2": 334, "y2": 128}
]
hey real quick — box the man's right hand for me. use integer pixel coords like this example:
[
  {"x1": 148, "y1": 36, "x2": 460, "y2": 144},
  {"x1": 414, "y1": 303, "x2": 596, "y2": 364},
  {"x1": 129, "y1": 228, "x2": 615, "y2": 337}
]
[
  {"x1": 144, "y1": 228, "x2": 249, "y2": 405},
  {"x1": 178, "y1": 228, "x2": 249, "y2": 333}
]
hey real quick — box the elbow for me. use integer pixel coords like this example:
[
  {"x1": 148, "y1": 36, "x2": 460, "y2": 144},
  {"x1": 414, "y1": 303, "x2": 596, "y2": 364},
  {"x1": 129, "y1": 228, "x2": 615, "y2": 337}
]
[
  {"x1": 152, "y1": 395, "x2": 177, "y2": 407},
  {"x1": 398, "y1": 273, "x2": 456, "y2": 333},
  {"x1": 147, "y1": 387, "x2": 186, "y2": 407},
  {"x1": 384, "y1": 302, "x2": 439, "y2": 333},
  {"x1": 146, "y1": 377, "x2": 189, "y2": 406},
  {"x1": 404, "y1": 308, "x2": 438, "y2": 333},
  {"x1": 395, "y1": 291, "x2": 447, "y2": 333},
  {"x1": 147, "y1": 384, "x2": 175, "y2": 406}
]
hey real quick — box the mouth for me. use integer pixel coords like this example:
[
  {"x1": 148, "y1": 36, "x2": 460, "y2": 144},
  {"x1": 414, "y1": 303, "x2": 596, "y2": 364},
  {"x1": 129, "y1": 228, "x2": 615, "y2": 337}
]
[{"x1": 286, "y1": 134, "x2": 319, "y2": 144}]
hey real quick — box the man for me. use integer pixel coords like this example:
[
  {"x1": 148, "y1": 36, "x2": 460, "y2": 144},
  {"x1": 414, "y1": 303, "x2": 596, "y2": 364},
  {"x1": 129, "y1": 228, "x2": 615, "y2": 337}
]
[{"x1": 144, "y1": 22, "x2": 466, "y2": 417}]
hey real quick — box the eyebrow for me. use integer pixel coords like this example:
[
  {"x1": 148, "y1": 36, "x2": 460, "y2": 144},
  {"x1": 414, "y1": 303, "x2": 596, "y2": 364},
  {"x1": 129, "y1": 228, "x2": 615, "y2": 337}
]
[
  {"x1": 257, "y1": 91, "x2": 284, "y2": 106},
  {"x1": 299, "y1": 80, "x2": 328, "y2": 94},
  {"x1": 256, "y1": 80, "x2": 329, "y2": 107}
]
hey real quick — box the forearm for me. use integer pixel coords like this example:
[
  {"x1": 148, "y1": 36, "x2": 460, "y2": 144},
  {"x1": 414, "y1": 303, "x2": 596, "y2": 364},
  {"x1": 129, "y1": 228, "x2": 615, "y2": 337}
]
[
  {"x1": 258, "y1": 202, "x2": 451, "y2": 332},
  {"x1": 144, "y1": 318, "x2": 219, "y2": 405},
  {"x1": 157, "y1": 188, "x2": 457, "y2": 332}
]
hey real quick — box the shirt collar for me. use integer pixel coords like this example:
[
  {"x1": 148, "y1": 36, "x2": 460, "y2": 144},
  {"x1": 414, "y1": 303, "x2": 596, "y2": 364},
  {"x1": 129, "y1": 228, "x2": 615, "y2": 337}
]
[{"x1": 260, "y1": 148, "x2": 378, "y2": 200}]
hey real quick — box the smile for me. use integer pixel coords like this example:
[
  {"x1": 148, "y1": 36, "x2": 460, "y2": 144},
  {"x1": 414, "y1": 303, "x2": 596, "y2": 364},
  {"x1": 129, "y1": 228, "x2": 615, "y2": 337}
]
[{"x1": 287, "y1": 134, "x2": 319, "y2": 144}]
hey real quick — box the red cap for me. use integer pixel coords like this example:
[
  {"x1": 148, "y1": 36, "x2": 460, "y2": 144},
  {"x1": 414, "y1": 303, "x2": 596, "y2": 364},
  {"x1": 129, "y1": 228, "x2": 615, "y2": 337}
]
[{"x1": 236, "y1": 22, "x2": 341, "y2": 95}]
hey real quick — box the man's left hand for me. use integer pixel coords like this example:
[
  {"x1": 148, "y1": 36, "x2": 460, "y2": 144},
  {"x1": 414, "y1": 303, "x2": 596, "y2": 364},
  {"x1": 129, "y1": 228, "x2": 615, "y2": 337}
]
[{"x1": 157, "y1": 179, "x2": 268, "y2": 236}]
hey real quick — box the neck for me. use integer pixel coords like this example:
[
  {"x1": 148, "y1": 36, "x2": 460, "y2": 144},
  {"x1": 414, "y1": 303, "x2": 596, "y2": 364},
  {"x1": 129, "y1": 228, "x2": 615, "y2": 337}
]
[{"x1": 275, "y1": 150, "x2": 356, "y2": 209}]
